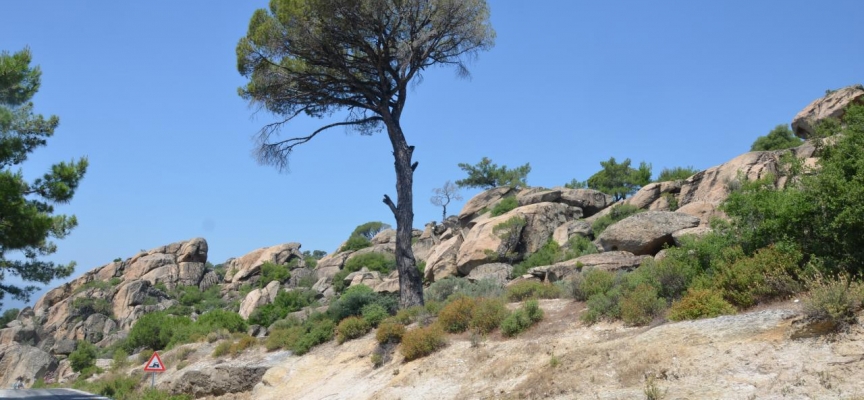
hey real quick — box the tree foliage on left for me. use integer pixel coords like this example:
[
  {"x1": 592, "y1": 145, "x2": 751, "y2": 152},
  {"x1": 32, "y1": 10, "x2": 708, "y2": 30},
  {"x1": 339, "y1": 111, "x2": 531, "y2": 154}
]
[
  {"x1": 750, "y1": 124, "x2": 803, "y2": 152},
  {"x1": 581, "y1": 157, "x2": 651, "y2": 201},
  {"x1": 0, "y1": 48, "x2": 88, "y2": 308},
  {"x1": 236, "y1": 0, "x2": 495, "y2": 307}
]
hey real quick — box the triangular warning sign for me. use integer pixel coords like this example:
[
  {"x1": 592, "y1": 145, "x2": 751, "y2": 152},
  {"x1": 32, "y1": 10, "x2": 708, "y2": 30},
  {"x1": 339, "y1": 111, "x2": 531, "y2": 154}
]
[{"x1": 143, "y1": 351, "x2": 166, "y2": 372}]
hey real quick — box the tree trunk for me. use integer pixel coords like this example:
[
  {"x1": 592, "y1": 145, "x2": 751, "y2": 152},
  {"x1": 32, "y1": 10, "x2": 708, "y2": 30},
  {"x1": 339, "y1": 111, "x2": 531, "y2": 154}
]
[
  {"x1": 442, "y1": 205, "x2": 447, "y2": 223},
  {"x1": 383, "y1": 120, "x2": 424, "y2": 308}
]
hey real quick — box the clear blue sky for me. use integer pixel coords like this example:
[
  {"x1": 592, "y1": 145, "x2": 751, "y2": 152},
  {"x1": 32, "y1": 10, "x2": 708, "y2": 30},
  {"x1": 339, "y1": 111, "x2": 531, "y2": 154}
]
[{"x1": 1, "y1": 1, "x2": 861, "y2": 310}]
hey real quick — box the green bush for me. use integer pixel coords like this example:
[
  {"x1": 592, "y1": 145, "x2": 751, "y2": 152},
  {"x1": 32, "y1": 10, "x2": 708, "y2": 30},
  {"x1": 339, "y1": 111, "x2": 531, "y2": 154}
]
[
  {"x1": 708, "y1": 244, "x2": 802, "y2": 308},
  {"x1": 74, "y1": 280, "x2": 113, "y2": 294},
  {"x1": 197, "y1": 309, "x2": 248, "y2": 333},
  {"x1": 265, "y1": 315, "x2": 335, "y2": 355},
  {"x1": 375, "y1": 321, "x2": 406, "y2": 344},
  {"x1": 336, "y1": 316, "x2": 371, "y2": 344},
  {"x1": 501, "y1": 300, "x2": 543, "y2": 337},
  {"x1": 401, "y1": 325, "x2": 446, "y2": 361},
  {"x1": 340, "y1": 235, "x2": 371, "y2": 252},
  {"x1": 591, "y1": 204, "x2": 643, "y2": 236},
  {"x1": 505, "y1": 281, "x2": 562, "y2": 302},
  {"x1": 361, "y1": 303, "x2": 389, "y2": 327},
  {"x1": 667, "y1": 288, "x2": 736, "y2": 321},
  {"x1": 437, "y1": 297, "x2": 477, "y2": 333},
  {"x1": 71, "y1": 297, "x2": 113, "y2": 319},
  {"x1": 249, "y1": 289, "x2": 317, "y2": 327},
  {"x1": 69, "y1": 340, "x2": 98, "y2": 372},
  {"x1": 456, "y1": 157, "x2": 531, "y2": 189},
  {"x1": 212, "y1": 341, "x2": 232, "y2": 357},
  {"x1": 332, "y1": 252, "x2": 396, "y2": 293},
  {"x1": 490, "y1": 196, "x2": 518, "y2": 217},
  {"x1": 176, "y1": 285, "x2": 225, "y2": 314},
  {"x1": 584, "y1": 157, "x2": 652, "y2": 201},
  {"x1": 470, "y1": 298, "x2": 508, "y2": 334},
  {"x1": 803, "y1": 273, "x2": 864, "y2": 331},
  {"x1": 125, "y1": 312, "x2": 184, "y2": 352},
  {"x1": 750, "y1": 124, "x2": 803, "y2": 152},
  {"x1": 620, "y1": 283, "x2": 666, "y2": 326},
  {"x1": 259, "y1": 261, "x2": 291, "y2": 288},
  {"x1": 0, "y1": 308, "x2": 19, "y2": 327},
  {"x1": 424, "y1": 277, "x2": 503, "y2": 303},
  {"x1": 581, "y1": 290, "x2": 622, "y2": 324},
  {"x1": 655, "y1": 166, "x2": 699, "y2": 182},
  {"x1": 328, "y1": 285, "x2": 397, "y2": 322}
]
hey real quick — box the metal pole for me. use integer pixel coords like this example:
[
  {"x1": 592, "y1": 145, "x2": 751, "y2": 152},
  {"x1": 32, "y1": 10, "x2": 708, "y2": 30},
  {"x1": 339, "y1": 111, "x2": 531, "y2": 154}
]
[{"x1": 151, "y1": 372, "x2": 155, "y2": 389}]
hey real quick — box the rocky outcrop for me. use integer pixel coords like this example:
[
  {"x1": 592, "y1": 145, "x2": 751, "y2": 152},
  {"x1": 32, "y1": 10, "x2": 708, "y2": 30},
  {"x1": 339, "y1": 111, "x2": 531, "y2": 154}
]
[
  {"x1": 672, "y1": 226, "x2": 713, "y2": 246},
  {"x1": 466, "y1": 263, "x2": 512, "y2": 285},
  {"x1": 239, "y1": 281, "x2": 281, "y2": 320},
  {"x1": 557, "y1": 188, "x2": 614, "y2": 217},
  {"x1": 625, "y1": 181, "x2": 683, "y2": 211},
  {"x1": 0, "y1": 343, "x2": 57, "y2": 388},
  {"x1": 552, "y1": 220, "x2": 593, "y2": 247},
  {"x1": 596, "y1": 212, "x2": 700, "y2": 255},
  {"x1": 792, "y1": 84, "x2": 864, "y2": 139},
  {"x1": 424, "y1": 235, "x2": 463, "y2": 283},
  {"x1": 528, "y1": 251, "x2": 650, "y2": 282},
  {"x1": 458, "y1": 187, "x2": 515, "y2": 225},
  {"x1": 163, "y1": 349, "x2": 292, "y2": 397},
  {"x1": 315, "y1": 251, "x2": 353, "y2": 281},
  {"x1": 226, "y1": 243, "x2": 303, "y2": 283}
]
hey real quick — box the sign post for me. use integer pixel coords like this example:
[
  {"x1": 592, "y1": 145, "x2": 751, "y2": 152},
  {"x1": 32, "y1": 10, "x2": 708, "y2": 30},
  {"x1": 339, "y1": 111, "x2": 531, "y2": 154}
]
[{"x1": 143, "y1": 351, "x2": 166, "y2": 388}]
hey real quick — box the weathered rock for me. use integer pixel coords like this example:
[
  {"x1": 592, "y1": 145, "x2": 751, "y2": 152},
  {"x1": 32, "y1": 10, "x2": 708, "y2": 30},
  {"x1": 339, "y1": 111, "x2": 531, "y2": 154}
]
[
  {"x1": 82, "y1": 314, "x2": 112, "y2": 344},
  {"x1": 676, "y1": 201, "x2": 725, "y2": 226},
  {"x1": 792, "y1": 84, "x2": 864, "y2": 139},
  {"x1": 0, "y1": 324, "x2": 38, "y2": 346},
  {"x1": 287, "y1": 268, "x2": 315, "y2": 289},
  {"x1": 198, "y1": 271, "x2": 220, "y2": 291},
  {"x1": 557, "y1": 188, "x2": 615, "y2": 217},
  {"x1": 315, "y1": 251, "x2": 353, "y2": 281},
  {"x1": 124, "y1": 253, "x2": 176, "y2": 281},
  {"x1": 227, "y1": 243, "x2": 303, "y2": 283},
  {"x1": 672, "y1": 226, "x2": 713, "y2": 246},
  {"x1": 51, "y1": 339, "x2": 76, "y2": 355},
  {"x1": 163, "y1": 354, "x2": 286, "y2": 397},
  {"x1": 466, "y1": 263, "x2": 512, "y2": 285},
  {"x1": 373, "y1": 272, "x2": 400, "y2": 294},
  {"x1": 112, "y1": 280, "x2": 151, "y2": 322},
  {"x1": 575, "y1": 251, "x2": 651, "y2": 272},
  {"x1": 626, "y1": 181, "x2": 682, "y2": 210},
  {"x1": 345, "y1": 243, "x2": 395, "y2": 262},
  {"x1": 177, "y1": 237, "x2": 208, "y2": 263},
  {"x1": 346, "y1": 269, "x2": 384, "y2": 289},
  {"x1": 424, "y1": 235, "x2": 463, "y2": 283},
  {"x1": 678, "y1": 152, "x2": 781, "y2": 208},
  {"x1": 177, "y1": 262, "x2": 205, "y2": 287},
  {"x1": 552, "y1": 220, "x2": 593, "y2": 247},
  {"x1": 596, "y1": 211, "x2": 700, "y2": 255},
  {"x1": 0, "y1": 343, "x2": 57, "y2": 387},
  {"x1": 458, "y1": 187, "x2": 516, "y2": 224},
  {"x1": 238, "y1": 281, "x2": 281, "y2": 320},
  {"x1": 456, "y1": 202, "x2": 576, "y2": 275},
  {"x1": 370, "y1": 229, "x2": 396, "y2": 245},
  {"x1": 517, "y1": 189, "x2": 562, "y2": 207}
]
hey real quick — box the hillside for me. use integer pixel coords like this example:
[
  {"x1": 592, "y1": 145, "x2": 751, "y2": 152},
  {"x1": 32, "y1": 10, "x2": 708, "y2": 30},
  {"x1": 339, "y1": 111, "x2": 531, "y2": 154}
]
[{"x1": 1, "y1": 85, "x2": 863, "y2": 399}]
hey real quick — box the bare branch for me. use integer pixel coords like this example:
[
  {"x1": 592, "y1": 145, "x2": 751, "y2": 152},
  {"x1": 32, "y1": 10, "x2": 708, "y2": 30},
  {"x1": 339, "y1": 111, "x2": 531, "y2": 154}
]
[{"x1": 382, "y1": 194, "x2": 397, "y2": 215}]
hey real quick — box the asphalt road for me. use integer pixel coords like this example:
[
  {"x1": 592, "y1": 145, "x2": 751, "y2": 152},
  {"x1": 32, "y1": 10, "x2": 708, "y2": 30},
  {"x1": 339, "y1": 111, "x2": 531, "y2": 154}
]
[{"x1": 0, "y1": 389, "x2": 108, "y2": 399}]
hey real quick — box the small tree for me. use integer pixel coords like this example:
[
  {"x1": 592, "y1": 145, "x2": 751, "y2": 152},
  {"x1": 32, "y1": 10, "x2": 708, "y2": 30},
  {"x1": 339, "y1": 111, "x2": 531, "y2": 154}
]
[
  {"x1": 455, "y1": 157, "x2": 531, "y2": 189},
  {"x1": 68, "y1": 340, "x2": 97, "y2": 373},
  {"x1": 656, "y1": 166, "x2": 699, "y2": 182},
  {"x1": 430, "y1": 181, "x2": 462, "y2": 222},
  {"x1": 585, "y1": 157, "x2": 651, "y2": 201},
  {"x1": 0, "y1": 48, "x2": 88, "y2": 307},
  {"x1": 237, "y1": 0, "x2": 494, "y2": 308},
  {"x1": 750, "y1": 125, "x2": 803, "y2": 152}
]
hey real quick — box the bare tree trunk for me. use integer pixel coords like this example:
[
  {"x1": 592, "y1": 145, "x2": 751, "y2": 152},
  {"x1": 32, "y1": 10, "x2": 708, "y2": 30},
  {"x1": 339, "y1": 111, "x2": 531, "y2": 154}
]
[
  {"x1": 382, "y1": 120, "x2": 424, "y2": 308},
  {"x1": 442, "y1": 205, "x2": 447, "y2": 223}
]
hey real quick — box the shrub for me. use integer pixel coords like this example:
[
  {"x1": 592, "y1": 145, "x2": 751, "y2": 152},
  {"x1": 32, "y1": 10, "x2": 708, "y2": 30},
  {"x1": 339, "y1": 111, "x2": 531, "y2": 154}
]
[
  {"x1": 71, "y1": 297, "x2": 113, "y2": 319},
  {"x1": 470, "y1": 298, "x2": 508, "y2": 334},
  {"x1": 581, "y1": 290, "x2": 622, "y2": 324},
  {"x1": 437, "y1": 297, "x2": 477, "y2": 333},
  {"x1": 571, "y1": 269, "x2": 616, "y2": 301},
  {"x1": 0, "y1": 308, "x2": 19, "y2": 327},
  {"x1": 375, "y1": 321, "x2": 406, "y2": 344},
  {"x1": 138, "y1": 349, "x2": 154, "y2": 364},
  {"x1": 401, "y1": 325, "x2": 446, "y2": 361},
  {"x1": 125, "y1": 312, "x2": 187, "y2": 352},
  {"x1": 667, "y1": 288, "x2": 736, "y2": 321},
  {"x1": 566, "y1": 235, "x2": 598, "y2": 257},
  {"x1": 332, "y1": 252, "x2": 396, "y2": 293},
  {"x1": 249, "y1": 289, "x2": 317, "y2": 327},
  {"x1": 501, "y1": 300, "x2": 543, "y2": 337},
  {"x1": 351, "y1": 221, "x2": 391, "y2": 240},
  {"x1": 197, "y1": 310, "x2": 247, "y2": 333},
  {"x1": 506, "y1": 280, "x2": 562, "y2": 302},
  {"x1": 361, "y1": 303, "x2": 389, "y2": 327},
  {"x1": 709, "y1": 244, "x2": 802, "y2": 308},
  {"x1": 212, "y1": 341, "x2": 232, "y2": 357},
  {"x1": 69, "y1": 340, "x2": 98, "y2": 372},
  {"x1": 265, "y1": 316, "x2": 335, "y2": 355},
  {"x1": 425, "y1": 277, "x2": 472, "y2": 303},
  {"x1": 371, "y1": 352, "x2": 384, "y2": 368},
  {"x1": 336, "y1": 316, "x2": 371, "y2": 344},
  {"x1": 228, "y1": 335, "x2": 258, "y2": 356},
  {"x1": 591, "y1": 204, "x2": 643, "y2": 236},
  {"x1": 490, "y1": 196, "x2": 518, "y2": 217},
  {"x1": 259, "y1": 261, "x2": 291, "y2": 288},
  {"x1": 328, "y1": 285, "x2": 397, "y2": 321},
  {"x1": 74, "y1": 280, "x2": 112, "y2": 294},
  {"x1": 656, "y1": 166, "x2": 699, "y2": 182},
  {"x1": 750, "y1": 124, "x2": 803, "y2": 152},
  {"x1": 491, "y1": 216, "x2": 527, "y2": 263},
  {"x1": 340, "y1": 235, "x2": 371, "y2": 252},
  {"x1": 803, "y1": 273, "x2": 864, "y2": 331},
  {"x1": 110, "y1": 348, "x2": 128, "y2": 372},
  {"x1": 620, "y1": 283, "x2": 666, "y2": 326}
]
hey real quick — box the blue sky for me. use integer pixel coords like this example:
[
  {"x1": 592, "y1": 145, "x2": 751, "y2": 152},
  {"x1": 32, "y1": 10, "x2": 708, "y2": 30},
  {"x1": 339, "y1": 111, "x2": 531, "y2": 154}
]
[{"x1": 1, "y1": 0, "x2": 861, "y2": 311}]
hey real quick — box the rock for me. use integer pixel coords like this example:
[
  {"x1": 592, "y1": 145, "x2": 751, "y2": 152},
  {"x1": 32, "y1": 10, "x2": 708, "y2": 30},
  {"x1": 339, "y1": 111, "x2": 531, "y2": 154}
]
[
  {"x1": 346, "y1": 269, "x2": 384, "y2": 289},
  {"x1": 557, "y1": 188, "x2": 614, "y2": 217},
  {"x1": 227, "y1": 243, "x2": 303, "y2": 283},
  {"x1": 112, "y1": 280, "x2": 151, "y2": 322},
  {"x1": 198, "y1": 271, "x2": 221, "y2": 291},
  {"x1": 672, "y1": 226, "x2": 713, "y2": 246},
  {"x1": 575, "y1": 251, "x2": 651, "y2": 272},
  {"x1": 676, "y1": 201, "x2": 725, "y2": 226},
  {"x1": 0, "y1": 343, "x2": 57, "y2": 388},
  {"x1": 792, "y1": 85, "x2": 864, "y2": 139},
  {"x1": 238, "y1": 281, "x2": 281, "y2": 320},
  {"x1": 678, "y1": 152, "x2": 781, "y2": 209},
  {"x1": 373, "y1": 272, "x2": 400, "y2": 294},
  {"x1": 0, "y1": 324, "x2": 38, "y2": 346},
  {"x1": 596, "y1": 211, "x2": 700, "y2": 255},
  {"x1": 164, "y1": 354, "x2": 287, "y2": 397},
  {"x1": 424, "y1": 235, "x2": 463, "y2": 283},
  {"x1": 626, "y1": 181, "x2": 682, "y2": 210},
  {"x1": 552, "y1": 220, "x2": 593, "y2": 247},
  {"x1": 517, "y1": 189, "x2": 562, "y2": 206},
  {"x1": 315, "y1": 252, "x2": 353, "y2": 281},
  {"x1": 51, "y1": 339, "x2": 76, "y2": 355},
  {"x1": 177, "y1": 262, "x2": 206, "y2": 287},
  {"x1": 370, "y1": 229, "x2": 396, "y2": 245},
  {"x1": 466, "y1": 263, "x2": 512, "y2": 285},
  {"x1": 457, "y1": 202, "x2": 576, "y2": 275},
  {"x1": 458, "y1": 187, "x2": 516, "y2": 225},
  {"x1": 412, "y1": 236, "x2": 436, "y2": 263},
  {"x1": 345, "y1": 243, "x2": 395, "y2": 262},
  {"x1": 177, "y1": 237, "x2": 208, "y2": 263},
  {"x1": 82, "y1": 314, "x2": 112, "y2": 344},
  {"x1": 287, "y1": 268, "x2": 315, "y2": 289}
]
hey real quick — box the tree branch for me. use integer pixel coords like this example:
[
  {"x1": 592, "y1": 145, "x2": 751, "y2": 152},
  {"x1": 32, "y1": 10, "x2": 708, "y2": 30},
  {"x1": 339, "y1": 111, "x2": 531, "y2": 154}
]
[
  {"x1": 382, "y1": 194, "x2": 397, "y2": 215},
  {"x1": 256, "y1": 116, "x2": 383, "y2": 171}
]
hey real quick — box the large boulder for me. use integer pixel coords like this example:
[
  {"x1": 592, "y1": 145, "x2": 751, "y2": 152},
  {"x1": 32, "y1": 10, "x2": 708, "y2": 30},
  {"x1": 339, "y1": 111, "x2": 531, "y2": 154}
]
[
  {"x1": 792, "y1": 84, "x2": 864, "y2": 139},
  {"x1": 226, "y1": 243, "x2": 303, "y2": 283},
  {"x1": 557, "y1": 188, "x2": 615, "y2": 217},
  {"x1": 458, "y1": 187, "x2": 516, "y2": 225},
  {"x1": 527, "y1": 251, "x2": 650, "y2": 282},
  {"x1": 517, "y1": 189, "x2": 562, "y2": 207},
  {"x1": 466, "y1": 263, "x2": 512, "y2": 285},
  {"x1": 162, "y1": 350, "x2": 291, "y2": 397},
  {"x1": 239, "y1": 281, "x2": 281, "y2": 320},
  {"x1": 112, "y1": 280, "x2": 151, "y2": 322},
  {"x1": 456, "y1": 202, "x2": 576, "y2": 275},
  {"x1": 552, "y1": 220, "x2": 593, "y2": 247},
  {"x1": 596, "y1": 211, "x2": 700, "y2": 255},
  {"x1": 625, "y1": 181, "x2": 683, "y2": 210},
  {"x1": 0, "y1": 343, "x2": 57, "y2": 388},
  {"x1": 424, "y1": 235, "x2": 464, "y2": 283},
  {"x1": 315, "y1": 251, "x2": 352, "y2": 281}
]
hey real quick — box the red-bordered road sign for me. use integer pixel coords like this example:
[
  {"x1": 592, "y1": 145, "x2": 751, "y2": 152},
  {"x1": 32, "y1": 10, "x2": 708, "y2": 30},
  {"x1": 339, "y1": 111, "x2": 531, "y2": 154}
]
[{"x1": 143, "y1": 351, "x2": 166, "y2": 372}]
